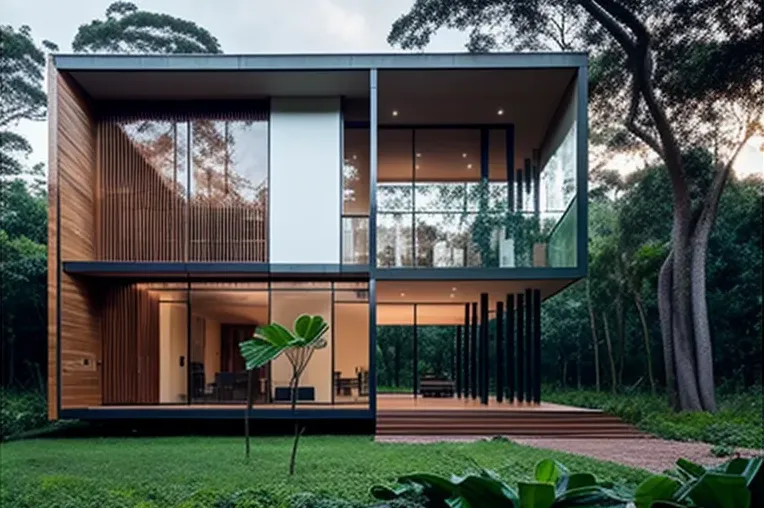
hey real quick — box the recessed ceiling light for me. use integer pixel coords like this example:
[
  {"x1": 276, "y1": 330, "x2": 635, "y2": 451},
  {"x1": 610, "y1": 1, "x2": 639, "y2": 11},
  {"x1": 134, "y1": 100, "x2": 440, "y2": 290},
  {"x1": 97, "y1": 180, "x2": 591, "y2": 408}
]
[
  {"x1": 415, "y1": 164, "x2": 420, "y2": 170},
  {"x1": 352, "y1": 154, "x2": 357, "y2": 160},
  {"x1": 467, "y1": 163, "x2": 473, "y2": 169},
  {"x1": 462, "y1": 153, "x2": 467, "y2": 158},
  {"x1": 400, "y1": 292, "x2": 406, "y2": 297},
  {"x1": 416, "y1": 152, "x2": 422, "y2": 158},
  {"x1": 449, "y1": 293, "x2": 455, "y2": 298},
  {"x1": 452, "y1": 287, "x2": 457, "y2": 291},
  {"x1": 392, "y1": 110, "x2": 399, "y2": 116},
  {"x1": 497, "y1": 108, "x2": 504, "y2": 116}
]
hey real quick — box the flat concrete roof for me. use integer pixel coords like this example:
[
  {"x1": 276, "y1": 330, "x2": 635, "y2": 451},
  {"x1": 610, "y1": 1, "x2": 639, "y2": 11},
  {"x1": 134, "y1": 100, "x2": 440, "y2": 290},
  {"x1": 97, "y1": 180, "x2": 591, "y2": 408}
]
[{"x1": 52, "y1": 52, "x2": 587, "y2": 71}]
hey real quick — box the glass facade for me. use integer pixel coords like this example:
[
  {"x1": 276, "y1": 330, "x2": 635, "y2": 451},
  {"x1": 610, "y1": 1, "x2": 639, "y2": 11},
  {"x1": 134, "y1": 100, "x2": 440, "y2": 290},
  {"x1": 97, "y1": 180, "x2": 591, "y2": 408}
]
[
  {"x1": 98, "y1": 108, "x2": 269, "y2": 262},
  {"x1": 104, "y1": 282, "x2": 370, "y2": 408}
]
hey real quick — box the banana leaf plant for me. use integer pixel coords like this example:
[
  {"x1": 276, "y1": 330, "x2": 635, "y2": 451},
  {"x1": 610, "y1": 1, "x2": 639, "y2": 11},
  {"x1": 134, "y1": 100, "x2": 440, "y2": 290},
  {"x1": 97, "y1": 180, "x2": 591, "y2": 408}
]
[{"x1": 238, "y1": 314, "x2": 328, "y2": 475}]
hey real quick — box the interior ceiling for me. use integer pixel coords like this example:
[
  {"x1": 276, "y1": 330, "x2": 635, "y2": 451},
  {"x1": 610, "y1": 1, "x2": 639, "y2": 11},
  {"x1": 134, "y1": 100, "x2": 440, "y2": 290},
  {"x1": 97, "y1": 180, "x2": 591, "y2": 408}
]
[
  {"x1": 378, "y1": 69, "x2": 575, "y2": 170},
  {"x1": 376, "y1": 279, "x2": 574, "y2": 324}
]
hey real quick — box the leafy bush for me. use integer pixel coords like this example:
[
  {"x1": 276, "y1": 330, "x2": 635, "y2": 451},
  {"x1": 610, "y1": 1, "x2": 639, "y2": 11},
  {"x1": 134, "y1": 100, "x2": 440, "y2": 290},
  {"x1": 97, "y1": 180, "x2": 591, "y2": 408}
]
[
  {"x1": 544, "y1": 387, "x2": 763, "y2": 448},
  {"x1": 0, "y1": 388, "x2": 48, "y2": 439},
  {"x1": 373, "y1": 456, "x2": 764, "y2": 508}
]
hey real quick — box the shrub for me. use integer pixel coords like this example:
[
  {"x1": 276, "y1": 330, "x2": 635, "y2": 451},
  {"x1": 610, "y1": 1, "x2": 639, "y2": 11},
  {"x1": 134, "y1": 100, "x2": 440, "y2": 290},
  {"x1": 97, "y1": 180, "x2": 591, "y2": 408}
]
[{"x1": 0, "y1": 388, "x2": 48, "y2": 439}]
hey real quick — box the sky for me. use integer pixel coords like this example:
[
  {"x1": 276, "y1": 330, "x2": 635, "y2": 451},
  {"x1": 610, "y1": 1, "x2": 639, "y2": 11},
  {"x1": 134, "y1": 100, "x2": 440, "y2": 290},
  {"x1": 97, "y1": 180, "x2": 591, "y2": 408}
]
[{"x1": 3, "y1": 0, "x2": 762, "y2": 178}]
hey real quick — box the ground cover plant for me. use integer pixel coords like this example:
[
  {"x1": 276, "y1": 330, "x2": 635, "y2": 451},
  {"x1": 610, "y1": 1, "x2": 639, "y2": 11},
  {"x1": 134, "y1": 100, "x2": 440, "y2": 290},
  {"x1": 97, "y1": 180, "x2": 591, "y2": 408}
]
[{"x1": 0, "y1": 436, "x2": 649, "y2": 507}]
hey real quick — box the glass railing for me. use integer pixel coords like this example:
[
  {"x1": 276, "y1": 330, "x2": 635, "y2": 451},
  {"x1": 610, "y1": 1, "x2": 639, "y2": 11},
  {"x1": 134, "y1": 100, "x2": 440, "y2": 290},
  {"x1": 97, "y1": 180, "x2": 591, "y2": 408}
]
[
  {"x1": 547, "y1": 197, "x2": 577, "y2": 267},
  {"x1": 341, "y1": 215, "x2": 369, "y2": 265},
  {"x1": 376, "y1": 210, "x2": 564, "y2": 268}
]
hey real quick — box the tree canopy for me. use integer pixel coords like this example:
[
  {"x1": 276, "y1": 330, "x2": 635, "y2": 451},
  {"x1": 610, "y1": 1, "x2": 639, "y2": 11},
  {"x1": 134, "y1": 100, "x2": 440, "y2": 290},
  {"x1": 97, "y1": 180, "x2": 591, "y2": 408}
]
[
  {"x1": 72, "y1": 1, "x2": 222, "y2": 54},
  {"x1": 0, "y1": 25, "x2": 57, "y2": 177}
]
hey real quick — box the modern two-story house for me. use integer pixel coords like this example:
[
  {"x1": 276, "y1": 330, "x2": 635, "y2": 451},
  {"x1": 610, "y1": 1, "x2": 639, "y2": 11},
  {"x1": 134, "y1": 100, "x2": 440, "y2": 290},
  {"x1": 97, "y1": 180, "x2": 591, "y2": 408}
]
[{"x1": 47, "y1": 52, "x2": 588, "y2": 431}]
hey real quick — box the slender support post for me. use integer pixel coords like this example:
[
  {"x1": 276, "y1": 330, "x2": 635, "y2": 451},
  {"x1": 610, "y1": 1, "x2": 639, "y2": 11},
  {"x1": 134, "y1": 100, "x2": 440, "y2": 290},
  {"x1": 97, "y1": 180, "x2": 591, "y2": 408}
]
[
  {"x1": 506, "y1": 294, "x2": 515, "y2": 403},
  {"x1": 496, "y1": 301, "x2": 504, "y2": 403},
  {"x1": 455, "y1": 325, "x2": 462, "y2": 398},
  {"x1": 525, "y1": 288, "x2": 533, "y2": 403},
  {"x1": 413, "y1": 304, "x2": 419, "y2": 398},
  {"x1": 516, "y1": 292, "x2": 525, "y2": 403},
  {"x1": 470, "y1": 302, "x2": 478, "y2": 400},
  {"x1": 480, "y1": 293, "x2": 489, "y2": 405},
  {"x1": 534, "y1": 289, "x2": 542, "y2": 403},
  {"x1": 463, "y1": 303, "x2": 470, "y2": 398}
]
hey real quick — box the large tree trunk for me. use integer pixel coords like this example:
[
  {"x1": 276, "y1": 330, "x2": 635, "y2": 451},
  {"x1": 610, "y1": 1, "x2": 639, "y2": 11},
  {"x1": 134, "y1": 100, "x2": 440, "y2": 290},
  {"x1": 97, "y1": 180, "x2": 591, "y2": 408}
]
[
  {"x1": 634, "y1": 291, "x2": 656, "y2": 395},
  {"x1": 586, "y1": 280, "x2": 601, "y2": 392},
  {"x1": 601, "y1": 312, "x2": 618, "y2": 394},
  {"x1": 687, "y1": 139, "x2": 748, "y2": 412},
  {"x1": 658, "y1": 253, "x2": 678, "y2": 408}
]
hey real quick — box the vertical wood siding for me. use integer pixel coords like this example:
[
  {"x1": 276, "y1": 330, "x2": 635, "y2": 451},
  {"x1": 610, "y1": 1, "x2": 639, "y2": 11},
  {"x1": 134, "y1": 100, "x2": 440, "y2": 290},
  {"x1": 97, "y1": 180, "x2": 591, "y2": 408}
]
[
  {"x1": 54, "y1": 72, "x2": 102, "y2": 411},
  {"x1": 102, "y1": 284, "x2": 160, "y2": 404}
]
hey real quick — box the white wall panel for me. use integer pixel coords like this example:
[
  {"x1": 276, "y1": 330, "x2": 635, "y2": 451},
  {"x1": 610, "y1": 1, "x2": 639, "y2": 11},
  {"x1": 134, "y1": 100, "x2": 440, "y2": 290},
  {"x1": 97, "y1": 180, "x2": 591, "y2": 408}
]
[{"x1": 269, "y1": 97, "x2": 341, "y2": 264}]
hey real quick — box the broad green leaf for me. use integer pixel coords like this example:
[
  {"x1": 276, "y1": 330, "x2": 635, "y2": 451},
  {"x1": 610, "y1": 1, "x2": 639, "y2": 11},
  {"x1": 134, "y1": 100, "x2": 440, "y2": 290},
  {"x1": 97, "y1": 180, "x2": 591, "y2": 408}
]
[
  {"x1": 255, "y1": 323, "x2": 293, "y2": 347},
  {"x1": 718, "y1": 457, "x2": 762, "y2": 487},
  {"x1": 518, "y1": 482, "x2": 555, "y2": 508},
  {"x1": 688, "y1": 472, "x2": 750, "y2": 508},
  {"x1": 634, "y1": 475, "x2": 680, "y2": 508},
  {"x1": 535, "y1": 459, "x2": 569, "y2": 484},
  {"x1": 676, "y1": 458, "x2": 706, "y2": 479},
  {"x1": 399, "y1": 472, "x2": 456, "y2": 502},
  {"x1": 452, "y1": 474, "x2": 517, "y2": 507},
  {"x1": 555, "y1": 485, "x2": 631, "y2": 506},
  {"x1": 294, "y1": 314, "x2": 312, "y2": 338},
  {"x1": 239, "y1": 339, "x2": 286, "y2": 369},
  {"x1": 556, "y1": 472, "x2": 596, "y2": 495},
  {"x1": 370, "y1": 484, "x2": 419, "y2": 500}
]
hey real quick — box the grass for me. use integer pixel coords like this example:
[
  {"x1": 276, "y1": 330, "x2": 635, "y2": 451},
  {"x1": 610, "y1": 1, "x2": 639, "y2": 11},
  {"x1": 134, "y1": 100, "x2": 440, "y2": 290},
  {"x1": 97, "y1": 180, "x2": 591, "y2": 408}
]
[
  {"x1": 544, "y1": 387, "x2": 763, "y2": 449},
  {"x1": 0, "y1": 435, "x2": 650, "y2": 507}
]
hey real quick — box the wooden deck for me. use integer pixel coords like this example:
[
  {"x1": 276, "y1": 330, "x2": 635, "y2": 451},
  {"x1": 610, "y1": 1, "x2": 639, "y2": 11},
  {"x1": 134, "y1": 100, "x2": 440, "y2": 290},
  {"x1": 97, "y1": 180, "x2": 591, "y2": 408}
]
[{"x1": 375, "y1": 394, "x2": 644, "y2": 438}]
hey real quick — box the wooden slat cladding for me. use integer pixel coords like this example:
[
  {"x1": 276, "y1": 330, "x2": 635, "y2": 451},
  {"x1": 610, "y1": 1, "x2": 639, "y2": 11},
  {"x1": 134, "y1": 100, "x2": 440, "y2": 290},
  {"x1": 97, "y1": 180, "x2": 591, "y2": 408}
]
[
  {"x1": 102, "y1": 284, "x2": 160, "y2": 404},
  {"x1": 97, "y1": 110, "x2": 268, "y2": 262},
  {"x1": 47, "y1": 61, "x2": 59, "y2": 419},
  {"x1": 53, "y1": 71, "x2": 102, "y2": 412}
]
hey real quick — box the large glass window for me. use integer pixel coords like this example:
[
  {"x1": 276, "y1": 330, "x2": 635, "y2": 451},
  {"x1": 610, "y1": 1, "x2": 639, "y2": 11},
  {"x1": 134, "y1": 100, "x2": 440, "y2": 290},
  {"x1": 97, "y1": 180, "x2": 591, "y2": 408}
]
[
  {"x1": 97, "y1": 106, "x2": 268, "y2": 262},
  {"x1": 343, "y1": 127, "x2": 370, "y2": 264}
]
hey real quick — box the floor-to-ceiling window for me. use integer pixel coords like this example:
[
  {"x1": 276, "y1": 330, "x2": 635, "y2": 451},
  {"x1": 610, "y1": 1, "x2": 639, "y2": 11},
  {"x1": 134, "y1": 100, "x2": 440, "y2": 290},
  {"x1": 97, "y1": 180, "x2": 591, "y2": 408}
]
[{"x1": 97, "y1": 104, "x2": 269, "y2": 262}]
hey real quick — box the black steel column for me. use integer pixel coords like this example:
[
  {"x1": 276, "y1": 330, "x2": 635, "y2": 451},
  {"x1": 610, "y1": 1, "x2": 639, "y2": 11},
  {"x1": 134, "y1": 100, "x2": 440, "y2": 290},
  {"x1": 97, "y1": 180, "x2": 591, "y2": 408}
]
[
  {"x1": 516, "y1": 292, "x2": 525, "y2": 403},
  {"x1": 496, "y1": 301, "x2": 504, "y2": 403},
  {"x1": 506, "y1": 294, "x2": 515, "y2": 403},
  {"x1": 535, "y1": 291, "x2": 540, "y2": 404},
  {"x1": 455, "y1": 325, "x2": 462, "y2": 398},
  {"x1": 525, "y1": 288, "x2": 533, "y2": 403},
  {"x1": 480, "y1": 293, "x2": 489, "y2": 405},
  {"x1": 413, "y1": 304, "x2": 419, "y2": 398},
  {"x1": 463, "y1": 303, "x2": 470, "y2": 398},
  {"x1": 470, "y1": 302, "x2": 478, "y2": 400}
]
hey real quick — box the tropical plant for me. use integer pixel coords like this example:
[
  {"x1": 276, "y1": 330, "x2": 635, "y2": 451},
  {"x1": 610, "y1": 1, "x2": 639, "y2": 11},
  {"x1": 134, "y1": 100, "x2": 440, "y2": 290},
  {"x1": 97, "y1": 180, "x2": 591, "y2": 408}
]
[
  {"x1": 635, "y1": 456, "x2": 763, "y2": 508},
  {"x1": 372, "y1": 456, "x2": 763, "y2": 508},
  {"x1": 238, "y1": 314, "x2": 329, "y2": 475},
  {"x1": 372, "y1": 458, "x2": 630, "y2": 507}
]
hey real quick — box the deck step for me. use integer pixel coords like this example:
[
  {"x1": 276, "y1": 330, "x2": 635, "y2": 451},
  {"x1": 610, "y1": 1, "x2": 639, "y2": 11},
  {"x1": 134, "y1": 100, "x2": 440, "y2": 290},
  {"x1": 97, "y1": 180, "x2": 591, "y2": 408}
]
[{"x1": 375, "y1": 410, "x2": 643, "y2": 438}]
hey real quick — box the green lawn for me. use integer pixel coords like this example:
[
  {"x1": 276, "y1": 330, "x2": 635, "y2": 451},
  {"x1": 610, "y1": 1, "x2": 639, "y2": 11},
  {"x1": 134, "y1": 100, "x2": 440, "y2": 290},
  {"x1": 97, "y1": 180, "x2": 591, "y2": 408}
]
[
  {"x1": 544, "y1": 388, "x2": 763, "y2": 449},
  {"x1": 1, "y1": 436, "x2": 649, "y2": 507}
]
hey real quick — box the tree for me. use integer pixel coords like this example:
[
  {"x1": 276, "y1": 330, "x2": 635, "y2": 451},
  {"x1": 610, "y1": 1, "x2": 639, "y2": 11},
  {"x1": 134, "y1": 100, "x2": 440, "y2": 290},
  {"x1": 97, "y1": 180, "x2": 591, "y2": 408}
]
[
  {"x1": 388, "y1": 0, "x2": 763, "y2": 411},
  {"x1": 239, "y1": 315, "x2": 328, "y2": 475},
  {"x1": 0, "y1": 25, "x2": 57, "y2": 178},
  {"x1": 72, "y1": 2, "x2": 222, "y2": 54}
]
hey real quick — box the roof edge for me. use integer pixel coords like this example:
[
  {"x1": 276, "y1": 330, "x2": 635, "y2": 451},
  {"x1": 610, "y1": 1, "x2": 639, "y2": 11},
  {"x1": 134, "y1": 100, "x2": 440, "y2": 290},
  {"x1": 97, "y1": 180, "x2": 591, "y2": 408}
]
[{"x1": 53, "y1": 52, "x2": 588, "y2": 71}]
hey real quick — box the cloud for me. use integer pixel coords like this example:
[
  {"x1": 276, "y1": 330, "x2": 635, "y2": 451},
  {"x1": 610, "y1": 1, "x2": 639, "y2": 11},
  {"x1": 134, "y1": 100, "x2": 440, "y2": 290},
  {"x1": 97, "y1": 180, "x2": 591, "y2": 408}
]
[{"x1": 316, "y1": 0, "x2": 371, "y2": 48}]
